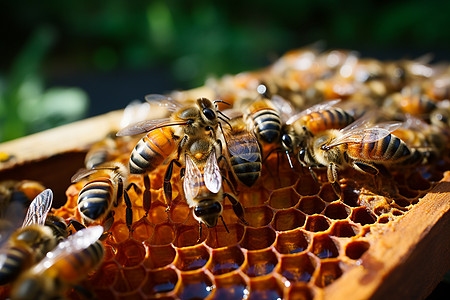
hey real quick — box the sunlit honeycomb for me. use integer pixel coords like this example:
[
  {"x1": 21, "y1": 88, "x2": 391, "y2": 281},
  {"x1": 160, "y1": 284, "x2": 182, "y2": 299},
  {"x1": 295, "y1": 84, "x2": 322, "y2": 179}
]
[{"x1": 1, "y1": 47, "x2": 449, "y2": 299}]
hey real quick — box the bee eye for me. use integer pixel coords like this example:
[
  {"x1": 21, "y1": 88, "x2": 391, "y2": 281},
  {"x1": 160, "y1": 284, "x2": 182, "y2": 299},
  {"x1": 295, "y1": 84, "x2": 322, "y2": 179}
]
[
  {"x1": 281, "y1": 134, "x2": 293, "y2": 149},
  {"x1": 298, "y1": 148, "x2": 306, "y2": 160},
  {"x1": 203, "y1": 108, "x2": 216, "y2": 120}
]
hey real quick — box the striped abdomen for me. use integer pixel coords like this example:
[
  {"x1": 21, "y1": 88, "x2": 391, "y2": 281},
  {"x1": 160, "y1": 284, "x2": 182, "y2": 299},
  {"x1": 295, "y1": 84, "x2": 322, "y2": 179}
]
[
  {"x1": 346, "y1": 134, "x2": 412, "y2": 163},
  {"x1": 248, "y1": 100, "x2": 281, "y2": 144},
  {"x1": 0, "y1": 246, "x2": 30, "y2": 284},
  {"x1": 130, "y1": 127, "x2": 176, "y2": 174},
  {"x1": 302, "y1": 108, "x2": 354, "y2": 134},
  {"x1": 77, "y1": 178, "x2": 114, "y2": 224},
  {"x1": 50, "y1": 240, "x2": 104, "y2": 284},
  {"x1": 228, "y1": 136, "x2": 262, "y2": 187},
  {"x1": 400, "y1": 95, "x2": 436, "y2": 115}
]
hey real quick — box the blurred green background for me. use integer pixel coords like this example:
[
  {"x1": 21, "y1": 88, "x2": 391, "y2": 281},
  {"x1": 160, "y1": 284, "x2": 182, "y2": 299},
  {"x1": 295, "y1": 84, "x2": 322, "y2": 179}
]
[{"x1": 1, "y1": 0, "x2": 449, "y2": 142}]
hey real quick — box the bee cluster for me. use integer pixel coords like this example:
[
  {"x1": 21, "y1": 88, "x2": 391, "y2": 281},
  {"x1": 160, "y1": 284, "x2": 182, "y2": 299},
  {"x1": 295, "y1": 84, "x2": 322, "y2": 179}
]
[{"x1": 1, "y1": 47, "x2": 450, "y2": 299}]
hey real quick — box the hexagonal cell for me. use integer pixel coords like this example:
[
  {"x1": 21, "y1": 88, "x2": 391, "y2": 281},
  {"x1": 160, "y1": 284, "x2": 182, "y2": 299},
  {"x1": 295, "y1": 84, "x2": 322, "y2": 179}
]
[
  {"x1": 350, "y1": 207, "x2": 377, "y2": 225},
  {"x1": 113, "y1": 265, "x2": 147, "y2": 293},
  {"x1": 146, "y1": 201, "x2": 169, "y2": 224},
  {"x1": 143, "y1": 244, "x2": 176, "y2": 269},
  {"x1": 130, "y1": 218, "x2": 155, "y2": 242},
  {"x1": 141, "y1": 267, "x2": 179, "y2": 295},
  {"x1": 244, "y1": 205, "x2": 274, "y2": 227},
  {"x1": 304, "y1": 215, "x2": 331, "y2": 233},
  {"x1": 340, "y1": 181, "x2": 360, "y2": 207},
  {"x1": 110, "y1": 221, "x2": 132, "y2": 244},
  {"x1": 272, "y1": 209, "x2": 306, "y2": 232},
  {"x1": 239, "y1": 189, "x2": 270, "y2": 207},
  {"x1": 319, "y1": 183, "x2": 339, "y2": 202},
  {"x1": 268, "y1": 187, "x2": 301, "y2": 209},
  {"x1": 323, "y1": 202, "x2": 351, "y2": 220},
  {"x1": 169, "y1": 201, "x2": 191, "y2": 223},
  {"x1": 277, "y1": 253, "x2": 317, "y2": 283},
  {"x1": 294, "y1": 174, "x2": 321, "y2": 196},
  {"x1": 240, "y1": 226, "x2": 276, "y2": 250},
  {"x1": 211, "y1": 272, "x2": 248, "y2": 300},
  {"x1": 114, "y1": 239, "x2": 146, "y2": 267},
  {"x1": 206, "y1": 223, "x2": 245, "y2": 249},
  {"x1": 310, "y1": 234, "x2": 340, "y2": 259},
  {"x1": 247, "y1": 275, "x2": 283, "y2": 300},
  {"x1": 177, "y1": 271, "x2": 215, "y2": 300},
  {"x1": 314, "y1": 259, "x2": 343, "y2": 288},
  {"x1": 150, "y1": 222, "x2": 176, "y2": 245},
  {"x1": 89, "y1": 261, "x2": 120, "y2": 288},
  {"x1": 243, "y1": 248, "x2": 279, "y2": 277},
  {"x1": 329, "y1": 220, "x2": 360, "y2": 237},
  {"x1": 174, "y1": 244, "x2": 211, "y2": 271},
  {"x1": 297, "y1": 196, "x2": 325, "y2": 215},
  {"x1": 286, "y1": 283, "x2": 314, "y2": 300},
  {"x1": 173, "y1": 224, "x2": 206, "y2": 247},
  {"x1": 406, "y1": 171, "x2": 431, "y2": 191},
  {"x1": 274, "y1": 229, "x2": 310, "y2": 255},
  {"x1": 345, "y1": 240, "x2": 370, "y2": 260},
  {"x1": 209, "y1": 245, "x2": 245, "y2": 275},
  {"x1": 262, "y1": 168, "x2": 299, "y2": 190}
]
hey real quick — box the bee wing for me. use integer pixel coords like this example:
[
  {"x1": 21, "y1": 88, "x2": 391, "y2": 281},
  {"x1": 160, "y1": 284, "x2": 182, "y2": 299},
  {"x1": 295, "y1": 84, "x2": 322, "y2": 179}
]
[
  {"x1": 30, "y1": 225, "x2": 104, "y2": 275},
  {"x1": 0, "y1": 201, "x2": 26, "y2": 246},
  {"x1": 22, "y1": 189, "x2": 53, "y2": 227},
  {"x1": 120, "y1": 100, "x2": 151, "y2": 129},
  {"x1": 204, "y1": 150, "x2": 222, "y2": 194},
  {"x1": 326, "y1": 122, "x2": 403, "y2": 148},
  {"x1": 71, "y1": 168, "x2": 98, "y2": 183},
  {"x1": 144, "y1": 94, "x2": 184, "y2": 113},
  {"x1": 183, "y1": 154, "x2": 202, "y2": 201},
  {"x1": 116, "y1": 118, "x2": 190, "y2": 137},
  {"x1": 286, "y1": 99, "x2": 341, "y2": 125},
  {"x1": 226, "y1": 130, "x2": 261, "y2": 162},
  {"x1": 271, "y1": 95, "x2": 296, "y2": 123}
]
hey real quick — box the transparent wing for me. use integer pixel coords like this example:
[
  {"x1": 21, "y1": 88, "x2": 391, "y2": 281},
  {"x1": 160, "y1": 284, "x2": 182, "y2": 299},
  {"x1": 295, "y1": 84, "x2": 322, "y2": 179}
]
[
  {"x1": 0, "y1": 201, "x2": 26, "y2": 247},
  {"x1": 144, "y1": 94, "x2": 184, "y2": 113},
  {"x1": 286, "y1": 99, "x2": 341, "y2": 125},
  {"x1": 204, "y1": 150, "x2": 222, "y2": 194},
  {"x1": 183, "y1": 154, "x2": 202, "y2": 201},
  {"x1": 270, "y1": 95, "x2": 296, "y2": 123},
  {"x1": 120, "y1": 100, "x2": 151, "y2": 129},
  {"x1": 326, "y1": 122, "x2": 402, "y2": 149},
  {"x1": 30, "y1": 225, "x2": 103, "y2": 274},
  {"x1": 226, "y1": 130, "x2": 261, "y2": 162},
  {"x1": 71, "y1": 168, "x2": 98, "y2": 183},
  {"x1": 22, "y1": 189, "x2": 53, "y2": 227}
]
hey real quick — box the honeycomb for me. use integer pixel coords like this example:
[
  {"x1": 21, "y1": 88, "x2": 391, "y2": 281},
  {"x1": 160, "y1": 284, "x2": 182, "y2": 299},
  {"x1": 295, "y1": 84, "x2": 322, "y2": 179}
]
[{"x1": 2, "y1": 47, "x2": 450, "y2": 299}]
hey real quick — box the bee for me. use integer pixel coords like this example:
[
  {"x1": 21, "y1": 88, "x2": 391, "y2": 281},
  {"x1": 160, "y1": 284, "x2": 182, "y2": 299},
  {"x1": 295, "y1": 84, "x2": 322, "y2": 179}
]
[
  {"x1": 222, "y1": 112, "x2": 262, "y2": 187},
  {"x1": 297, "y1": 117, "x2": 419, "y2": 196},
  {"x1": 281, "y1": 99, "x2": 355, "y2": 164},
  {"x1": 117, "y1": 95, "x2": 230, "y2": 206},
  {"x1": 0, "y1": 180, "x2": 46, "y2": 218},
  {"x1": 71, "y1": 162, "x2": 133, "y2": 229},
  {"x1": 84, "y1": 133, "x2": 119, "y2": 169},
  {"x1": 10, "y1": 226, "x2": 104, "y2": 300},
  {"x1": 0, "y1": 189, "x2": 68, "y2": 285},
  {"x1": 430, "y1": 100, "x2": 450, "y2": 128},
  {"x1": 183, "y1": 150, "x2": 247, "y2": 238},
  {"x1": 383, "y1": 86, "x2": 437, "y2": 117}
]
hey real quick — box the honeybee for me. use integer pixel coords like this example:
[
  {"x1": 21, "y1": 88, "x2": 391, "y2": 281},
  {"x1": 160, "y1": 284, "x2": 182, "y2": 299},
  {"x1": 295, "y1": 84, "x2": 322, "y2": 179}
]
[
  {"x1": 297, "y1": 117, "x2": 419, "y2": 196},
  {"x1": 117, "y1": 95, "x2": 230, "y2": 206},
  {"x1": 0, "y1": 189, "x2": 68, "y2": 285},
  {"x1": 383, "y1": 86, "x2": 437, "y2": 117},
  {"x1": 183, "y1": 150, "x2": 247, "y2": 238},
  {"x1": 281, "y1": 99, "x2": 355, "y2": 164},
  {"x1": 10, "y1": 225, "x2": 104, "y2": 300},
  {"x1": 222, "y1": 112, "x2": 262, "y2": 187},
  {"x1": 0, "y1": 180, "x2": 46, "y2": 218},
  {"x1": 71, "y1": 162, "x2": 132, "y2": 228},
  {"x1": 84, "y1": 133, "x2": 119, "y2": 169}
]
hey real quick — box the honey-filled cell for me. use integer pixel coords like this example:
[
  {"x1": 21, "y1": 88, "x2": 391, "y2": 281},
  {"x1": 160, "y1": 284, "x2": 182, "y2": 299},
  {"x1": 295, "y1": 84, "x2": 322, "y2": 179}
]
[
  {"x1": 272, "y1": 208, "x2": 306, "y2": 232},
  {"x1": 239, "y1": 189, "x2": 270, "y2": 207},
  {"x1": 141, "y1": 267, "x2": 179, "y2": 295},
  {"x1": 174, "y1": 244, "x2": 211, "y2": 271},
  {"x1": 240, "y1": 226, "x2": 276, "y2": 250},
  {"x1": 143, "y1": 244, "x2": 176, "y2": 269},
  {"x1": 177, "y1": 271, "x2": 215, "y2": 300},
  {"x1": 173, "y1": 224, "x2": 206, "y2": 247},
  {"x1": 147, "y1": 201, "x2": 170, "y2": 224},
  {"x1": 114, "y1": 239, "x2": 147, "y2": 267},
  {"x1": 242, "y1": 248, "x2": 279, "y2": 277},
  {"x1": 169, "y1": 201, "x2": 191, "y2": 223},
  {"x1": 209, "y1": 245, "x2": 245, "y2": 275},
  {"x1": 277, "y1": 253, "x2": 318, "y2": 283},
  {"x1": 150, "y1": 222, "x2": 176, "y2": 245},
  {"x1": 88, "y1": 260, "x2": 121, "y2": 289},
  {"x1": 206, "y1": 223, "x2": 245, "y2": 249},
  {"x1": 274, "y1": 229, "x2": 310, "y2": 255},
  {"x1": 244, "y1": 205, "x2": 274, "y2": 227},
  {"x1": 210, "y1": 272, "x2": 248, "y2": 300},
  {"x1": 268, "y1": 187, "x2": 301, "y2": 209},
  {"x1": 130, "y1": 218, "x2": 155, "y2": 242}
]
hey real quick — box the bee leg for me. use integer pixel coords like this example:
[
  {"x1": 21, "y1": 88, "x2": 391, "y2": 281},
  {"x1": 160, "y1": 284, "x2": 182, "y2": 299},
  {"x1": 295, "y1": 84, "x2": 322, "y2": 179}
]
[
  {"x1": 222, "y1": 175, "x2": 238, "y2": 196},
  {"x1": 197, "y1": 222, "x2": 203, "y2": 244},
  {"x1": 102, "y1": 212, "x2": 115, "y2": 232},
  {"x1": 116, "y1": 177, "x2": 124, "y2": 207},
  {"x1": 143, "y1": 174, "x2": 151, "y2": 217},
  {"x1": 123, "y1": 190, "x2": 133, "y2": 233},
  {"x1": 67, "y1": 219, "x2": 86, "y2": 234},
  {"x1": 224, "y1": 193, "x2": 249, "y2": 225},
  {"x1": 164, "y1": 159, "x2": 182, "y2": 210},
  {"x1": 220, "y1": 215, "x2": 230, "y2": 233},
  {"x1": 126, "y1": 182, "x2": 142, "y2": 194},
  {"x1": 327, "y1": 162, "x2": 342, "y2": 197}
]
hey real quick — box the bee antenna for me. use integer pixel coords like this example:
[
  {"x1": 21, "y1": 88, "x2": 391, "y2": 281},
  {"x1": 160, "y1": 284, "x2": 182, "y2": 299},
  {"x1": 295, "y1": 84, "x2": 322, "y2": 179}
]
[
  {"x1": 213, "y1": 100, "x2": 231, "y2": 106},
  {"x1": 220, "y1": 216, "x2": 230, "y2": 233},
  {"x1": 286, "y1": 151, "x2": 294, "y2": 169},
  {"x1": 218, "y1": 110, "x2": 231, "y2": 120},
  {"x1": 219, "y1": 117, "x2": 233, "y2": 130}
]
